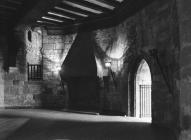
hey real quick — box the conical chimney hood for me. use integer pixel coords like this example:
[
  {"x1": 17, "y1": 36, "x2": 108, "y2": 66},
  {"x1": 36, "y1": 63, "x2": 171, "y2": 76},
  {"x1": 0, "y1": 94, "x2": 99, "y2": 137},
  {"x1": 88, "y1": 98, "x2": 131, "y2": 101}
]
[{"x1": 60, "y1": 31, "x2": 97, "y2": 78}]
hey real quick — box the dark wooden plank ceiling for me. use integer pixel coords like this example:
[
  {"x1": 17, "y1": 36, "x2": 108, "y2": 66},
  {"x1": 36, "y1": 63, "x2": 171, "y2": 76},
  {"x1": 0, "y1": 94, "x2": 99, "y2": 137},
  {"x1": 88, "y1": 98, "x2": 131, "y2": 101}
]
[
  {"x1": 0, "y1": 0, "x2": 23, "y2": 26},
  {"x1": 35, "y1": 0, "x2": 125, "y2": 27},
  {"x1": 0, "y1": 0, "x2": 39, "y2": 32},
  {"x1": 0, "y1": 0, "x2": 153, "y2": 34}
]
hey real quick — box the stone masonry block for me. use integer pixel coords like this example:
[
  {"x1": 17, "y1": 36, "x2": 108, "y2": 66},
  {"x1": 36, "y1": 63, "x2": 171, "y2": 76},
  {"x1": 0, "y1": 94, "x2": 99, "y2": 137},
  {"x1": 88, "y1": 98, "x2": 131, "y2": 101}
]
[
  {"x1": 4, "y1": 80, "x2": 13, "y2": 86},
  {"x1": 13, "y1": 80, "x2": 24, "y2": 86}
]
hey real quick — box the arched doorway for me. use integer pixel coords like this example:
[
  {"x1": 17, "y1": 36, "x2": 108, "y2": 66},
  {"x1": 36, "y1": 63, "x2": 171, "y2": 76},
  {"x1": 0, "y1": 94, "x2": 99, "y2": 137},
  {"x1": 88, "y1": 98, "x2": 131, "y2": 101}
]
[{"x1": 135, "y1": 59, "x2": 152, "y2": 121}]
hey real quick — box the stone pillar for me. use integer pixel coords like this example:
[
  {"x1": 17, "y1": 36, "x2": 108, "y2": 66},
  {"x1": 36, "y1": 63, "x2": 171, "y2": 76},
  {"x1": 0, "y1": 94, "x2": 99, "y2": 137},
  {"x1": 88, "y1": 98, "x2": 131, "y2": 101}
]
[
  {"x1": 176, "y1": 0, "x2": 191, "y2": 139},
  {"x1": 0, "y1": 65, "x2": 4, "y2": 108},
  {"x1": 0, "y1": 34, "x2": 5, "y2": 108}
]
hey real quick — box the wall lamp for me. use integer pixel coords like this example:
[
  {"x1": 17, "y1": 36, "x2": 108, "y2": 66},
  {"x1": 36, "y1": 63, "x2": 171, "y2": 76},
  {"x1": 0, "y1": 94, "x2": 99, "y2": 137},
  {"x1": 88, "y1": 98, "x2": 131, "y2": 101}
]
[
  {"x1": 104, "y1": 61, "x2": 117, "y2": 90},
  {"x1": 105, "y1": 61, "x2": 111, "y2": 68}
]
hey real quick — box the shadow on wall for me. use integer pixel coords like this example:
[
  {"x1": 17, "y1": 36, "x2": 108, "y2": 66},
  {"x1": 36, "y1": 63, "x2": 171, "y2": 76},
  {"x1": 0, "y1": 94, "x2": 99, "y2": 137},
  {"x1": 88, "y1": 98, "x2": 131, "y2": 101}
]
[
  {"x1": 0, "y1": 31, "x2": 22, "y2": 72},
  {"x1": 8, "y1": 31, "x2": 26, "y2": 73},
  {"x1": 0, "y1": 34, "x2": 8, "y2": 71}
]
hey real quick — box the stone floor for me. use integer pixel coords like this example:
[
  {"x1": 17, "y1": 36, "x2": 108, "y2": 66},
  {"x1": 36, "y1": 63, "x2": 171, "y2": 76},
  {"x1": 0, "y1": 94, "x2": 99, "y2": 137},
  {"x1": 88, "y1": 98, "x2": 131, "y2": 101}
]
[{"x1": 0, "y1": 109, "x2": 175, "y2": 140}]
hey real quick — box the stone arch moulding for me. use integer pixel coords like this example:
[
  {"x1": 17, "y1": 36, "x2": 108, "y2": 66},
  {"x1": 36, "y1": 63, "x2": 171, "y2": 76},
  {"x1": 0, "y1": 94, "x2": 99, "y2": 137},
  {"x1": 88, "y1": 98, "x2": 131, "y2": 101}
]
[{"x1": 127, "y1": 53, "x2": 153, "y2": 117}]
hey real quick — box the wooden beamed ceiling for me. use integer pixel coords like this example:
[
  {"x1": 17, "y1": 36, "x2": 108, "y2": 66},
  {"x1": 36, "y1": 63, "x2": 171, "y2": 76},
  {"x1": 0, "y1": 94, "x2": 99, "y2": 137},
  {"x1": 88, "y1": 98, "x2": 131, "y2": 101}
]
[
  {"x1": 36, "y1": 0, "x2": 123, "y2": 28},
  {"x1": 0, "y1": 0, "x2": 39, "y2": 31},
  {"x1": 34, "y1": 0, "x2": 153, "y2": 34},
  {"x1": 0, "y1": 0, "x2": 23, "y2": 24},
  {"x1": 0, "y1": 0, "x2": 153, "y2": 34}
]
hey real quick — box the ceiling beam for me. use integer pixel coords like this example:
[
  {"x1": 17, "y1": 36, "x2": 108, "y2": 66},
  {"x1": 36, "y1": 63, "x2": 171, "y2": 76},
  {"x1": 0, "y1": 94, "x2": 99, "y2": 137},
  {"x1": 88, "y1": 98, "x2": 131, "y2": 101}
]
[
  {"x1": 36, "y1": 20, "x2": 60, "y2": 26},
  {"x1": 57, "y1": 3, "x2": 98, "y2": 17},
  {"x1": 46, "y1": 14, "x2": 115, "y2": 35},
  {"x1": 83, "y1": 0, "x2": 115, "y2": 10},
  {"x1": 63, "y1": 0, "x2": 112, "y2": 13},
  {"x1": 16, "y1": 0, "x2": 60, "y2": 27},
  {"x1": 47, "y1": 11, "x2": 76, "y2": 20},
  {"x1": 41, "y1": 16, "x2": 65, "y2": 23},
  {"x1": 61, "y1": 0, "x2": 103, "y2": 14},
  {"x1": 46, "y1": 0, "x2": 154, "y2": 35},
  {"x1": 38, "y1": 18, "x2": 64, "y2": 25},
  {"x1": 46, "y1": 10, "x2": 117, "y2": 35},
  {"x1": 45, "y1": 13, "x2": 75, "y2": 22},
  {"x1": 49, "y1": 9, "x2": 83, "y2": 20},
  {"x1": 54, "y1": 6, "x2": 89, "y2": 18}
]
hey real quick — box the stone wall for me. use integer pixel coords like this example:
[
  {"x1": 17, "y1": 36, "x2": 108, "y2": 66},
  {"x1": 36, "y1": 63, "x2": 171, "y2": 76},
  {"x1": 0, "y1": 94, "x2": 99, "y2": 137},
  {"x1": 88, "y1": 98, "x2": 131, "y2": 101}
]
[
  {"x1": 1, "y1": 26, "x2": 76, "y2": 109},
  {"x1": 90, "y1": 0, "x2": 180, "y2": 124},
  {"x1": 4, "y1": 68, "x2": 41, "y2": 107},
  {"x1": 176, "y1": 0, "x2": 191, "y2": 139},
  {"x1": 52, "y1": 0, "x2": 179, "y2": 121},
  {"x1": 3, "y1": 27, "x2": 41, "y2": 108},
  {"x1": 0, "y1": 34, "x2": 6, "y2": 108},
  {"x1": 138, "y1": 0, "x2": 179, "y2": 127},
  {"x1": 38, "y1": 29, "x2": 77, "y2": 108},
  {"x1": 42, "y1": 29, "x2": 76, "y2": 80},
  {"x1": 0, "y1": 1, "x2": 182, "y2": 138},
  {"x1": 38, "y1": 0, "x2": 179, "y2": 123},
  {"x1": 26, "y1": 27, "x2": 42, "y2": 65}
]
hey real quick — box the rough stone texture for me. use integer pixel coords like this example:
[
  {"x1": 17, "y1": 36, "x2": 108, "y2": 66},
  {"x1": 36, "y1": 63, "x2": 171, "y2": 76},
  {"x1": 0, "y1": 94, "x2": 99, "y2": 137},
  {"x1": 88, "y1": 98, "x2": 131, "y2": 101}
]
[
  {"x1": 43, "y1": 0, "x2": 180, "y2": 123},
  {"x1": 31, "y1": 29, "x2": 77, "y2": 109},
  {"x1": 0, "y1": 34, "x2": 5, "y2": 108},
  {"x1": 1, "y1": 26, "x2": 76, "y2": 109},
  {"x1": 42, "y1": 29, "x2": 76, "y2": 80},
  {"x1": 176, "y1": 0, "x2": 191, "y2": 139},
  {"x1": 4, "y1": 68, "x2": 39, "y2": 107},
  {"x1": 3, "y1": 69, "x2": 65, "y2": 108},
  {"x1": 26, "y1": 27, "x2": 42, "y2": 65},
  {"x1": 1, "y1": 0, "x2": 180, "y2": 121},
  {"x1": 141, "y1": 0, "x2": 179, "y2": 127},
  {"x1": 1, "y1": 26, "x2": 42, "y2": 108},
  {"x1": 3, "y1": 26, "x2": 32, "y2": 107},
  {"x1": 92, "y1": 0, "x2": 179, "y2": 133},
  {"x1": 39, "y1": 80, "x2": 65, "y2": 109},
  {"x1": 0, "y1": 0, "x2": 185, "y2": 139}
]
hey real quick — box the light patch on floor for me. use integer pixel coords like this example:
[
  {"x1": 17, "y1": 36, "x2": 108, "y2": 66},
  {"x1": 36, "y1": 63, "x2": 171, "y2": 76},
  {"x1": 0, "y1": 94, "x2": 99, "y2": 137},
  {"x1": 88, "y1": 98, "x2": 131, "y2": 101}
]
[
  {"x1": 0, "y1": 109, "x2": 175, "y2": 140},
  {"x1": 0, "y1": 109, "x2": 151, "y2": 123}
]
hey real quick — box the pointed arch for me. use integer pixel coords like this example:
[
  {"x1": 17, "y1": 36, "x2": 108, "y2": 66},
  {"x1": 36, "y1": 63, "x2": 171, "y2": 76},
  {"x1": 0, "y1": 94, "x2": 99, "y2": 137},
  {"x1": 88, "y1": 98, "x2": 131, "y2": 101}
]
[
  {"x1": 126, "y1": 54, "x2": 153, "y2": 122},
  {"x1": 135, "y1": 59, "x2": 152, "y2": 120}
]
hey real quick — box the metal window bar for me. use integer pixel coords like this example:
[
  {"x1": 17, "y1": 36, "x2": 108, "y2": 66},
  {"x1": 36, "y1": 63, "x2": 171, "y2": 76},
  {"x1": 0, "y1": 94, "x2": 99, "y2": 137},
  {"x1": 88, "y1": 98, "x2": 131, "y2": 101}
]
[
  {"x1": 28, "y1": 64, "x2": 43, "y2": 81},
  {"x1": 139, "y1": 85, "x2": 151, "y2": 118}
]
